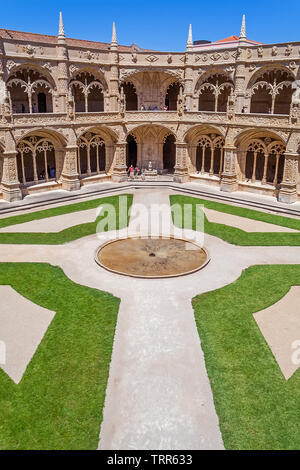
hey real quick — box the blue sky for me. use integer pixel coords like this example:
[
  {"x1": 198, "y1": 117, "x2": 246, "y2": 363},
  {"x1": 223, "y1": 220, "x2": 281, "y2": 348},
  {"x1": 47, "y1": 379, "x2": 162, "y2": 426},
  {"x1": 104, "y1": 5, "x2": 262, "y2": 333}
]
[{"x1": 1, "y1": 0, "x2": 300, "y2": 51}]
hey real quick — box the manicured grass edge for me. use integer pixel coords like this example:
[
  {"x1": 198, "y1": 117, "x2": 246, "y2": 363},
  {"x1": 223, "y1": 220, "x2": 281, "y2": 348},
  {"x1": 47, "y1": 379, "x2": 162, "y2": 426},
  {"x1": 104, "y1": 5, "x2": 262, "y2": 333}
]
[
  {"x1": 170, "y1": 194, "x2": 300, "y2": 246},
  {"x1": 0, "y1": 262, "x2": 120, "y2": 450},
  {"x1": 192, "y1": 264, "x2": 300, "y2": 450}
]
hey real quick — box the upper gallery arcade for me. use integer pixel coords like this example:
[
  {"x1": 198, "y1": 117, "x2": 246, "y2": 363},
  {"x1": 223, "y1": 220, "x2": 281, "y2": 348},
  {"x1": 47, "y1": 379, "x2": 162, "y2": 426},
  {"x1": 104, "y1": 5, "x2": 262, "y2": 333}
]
[{"x1": 0, "y1": 13, "x2": 299, "y2": 204}]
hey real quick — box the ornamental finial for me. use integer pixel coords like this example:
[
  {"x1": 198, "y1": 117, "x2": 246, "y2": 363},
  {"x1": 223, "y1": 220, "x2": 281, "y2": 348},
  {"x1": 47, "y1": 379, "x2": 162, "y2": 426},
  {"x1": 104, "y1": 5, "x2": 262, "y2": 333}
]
[
  {"x1": 58, "y1": 11, "x2": 65, "y2": 39},
  {"x1": 111, "y1": 21, "x2": 118, "y2": 48},
  {"x1": 240, "y1": 14, "x2": 246, "y2": 39},
  {"x1": 186, "y1": 24, "x2": 193, "y2": 51}
]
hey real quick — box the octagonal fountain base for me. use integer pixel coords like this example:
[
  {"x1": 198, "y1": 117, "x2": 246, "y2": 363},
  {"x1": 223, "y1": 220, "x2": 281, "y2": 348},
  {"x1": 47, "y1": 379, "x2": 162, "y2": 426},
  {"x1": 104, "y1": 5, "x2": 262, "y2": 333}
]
[{"x1": 96, "y1": 236, "x2": 210, "y2": 279}]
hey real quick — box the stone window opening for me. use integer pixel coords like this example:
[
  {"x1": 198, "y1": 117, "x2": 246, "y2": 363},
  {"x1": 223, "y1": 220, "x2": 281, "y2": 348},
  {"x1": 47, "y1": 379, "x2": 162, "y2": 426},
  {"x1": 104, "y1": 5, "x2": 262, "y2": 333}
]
[
  {"x1": 7, "y1": 69, "x2": 54, "y2": 114},
  {"x1": 244, "y1": 139, "x2": 285, "y2": 186},
  {"x1": 70, "y1": 72, "x2": 104, "y2": 113},
  {"x1": 249, "y1": 69, "x2": 293, "y2": 115},
  {"x1": 195, "y1": 134, "x2": 225, "y2": 177},
  {"x1": 165, "y1": 82, "x2": 181, "y2": 111},
  {"x1": 123, "y1": 82, "x2": 138, "y2": 111},
  {"x1": 198, "y1": 74, "x2": 234, "y2": 113},
  {"x1": 16, "y1": 136, "x2": 56, "y2": 186},
  {"x1": 77, "y1": 132, "x2": 106, "y2": 177}
]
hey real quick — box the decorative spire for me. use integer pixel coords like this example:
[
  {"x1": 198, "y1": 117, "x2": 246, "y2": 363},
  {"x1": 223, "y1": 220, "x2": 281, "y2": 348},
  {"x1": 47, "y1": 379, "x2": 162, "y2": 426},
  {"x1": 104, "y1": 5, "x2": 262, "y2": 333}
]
[
  {"x1": 186, "y1": 24, "x2": 193, "y2": 51},
  {"x1": 111, "y1": 21, "x2": 118, "y2": 49},
  {"x1": 239, "y1": 14, "x2": 246, "y2": 39},
  {"x1": 58, "y1": 11, "x2": 65, "y2": 39}
]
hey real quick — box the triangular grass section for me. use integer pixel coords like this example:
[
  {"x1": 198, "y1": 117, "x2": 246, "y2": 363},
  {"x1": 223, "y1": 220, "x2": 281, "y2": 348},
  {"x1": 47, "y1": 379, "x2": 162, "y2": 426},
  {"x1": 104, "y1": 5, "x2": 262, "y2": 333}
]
[
  {"x1": 192, "y1": 264, "x2": 300, "y2": 450},
  {"x1": 0, "y1": 262, "x2": 119, "y2": 450},
  {"x1": 0, "y1": 194, "x2": 133, "y2": 245},
  {"x1": 170, "y1": 195, "x2": 300, "y2": 246}
]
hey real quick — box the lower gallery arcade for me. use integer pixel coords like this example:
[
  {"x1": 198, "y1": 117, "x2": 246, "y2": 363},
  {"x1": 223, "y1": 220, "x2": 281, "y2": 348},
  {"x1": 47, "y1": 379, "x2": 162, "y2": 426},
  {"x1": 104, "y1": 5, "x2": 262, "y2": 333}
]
[{"x1": 0, "y1": 124, "x2": 299, "y2": 204}]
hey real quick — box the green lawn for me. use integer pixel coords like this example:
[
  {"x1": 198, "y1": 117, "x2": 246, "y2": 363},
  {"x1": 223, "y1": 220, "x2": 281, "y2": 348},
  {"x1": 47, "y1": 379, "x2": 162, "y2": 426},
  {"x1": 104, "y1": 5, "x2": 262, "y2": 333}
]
[
  {"x1": 0, "y1": 263, "x2": 119, "y2": 450},
  {"x1": 1, "y1": 192, "x2": 300, "y2": 449},
  {"x1": 170, "y1": 194, "x2": 300, "y2": 246},
  {"x1": 192, "y1": 265, "x2": 300, "y2": 450},
  {"x1": 0, "y1": 194, "x2": 133, "y2": 244}
]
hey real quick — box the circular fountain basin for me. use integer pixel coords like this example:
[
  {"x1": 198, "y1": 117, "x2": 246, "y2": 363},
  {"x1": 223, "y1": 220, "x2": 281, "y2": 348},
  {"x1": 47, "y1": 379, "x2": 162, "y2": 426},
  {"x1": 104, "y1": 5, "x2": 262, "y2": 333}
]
[{"x1": 96, "y1": 237, "x2": 210, "y2": 278}]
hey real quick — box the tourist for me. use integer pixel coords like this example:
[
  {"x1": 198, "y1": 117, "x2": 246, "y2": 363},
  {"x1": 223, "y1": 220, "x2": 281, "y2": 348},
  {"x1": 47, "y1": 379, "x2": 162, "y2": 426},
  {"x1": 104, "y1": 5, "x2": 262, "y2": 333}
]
[
  {"x1": 140, "y1": 104, "x2": 145, "y2": 111},
  {"x1": 275, "y1": 182, "x2": 281, "y2": 200},
  {"x1": 163, "y1": 105, "x2": 168, "y2": 111},
  {"x1": 128, "y1": 165, "x2": 134, "y2": 179}
]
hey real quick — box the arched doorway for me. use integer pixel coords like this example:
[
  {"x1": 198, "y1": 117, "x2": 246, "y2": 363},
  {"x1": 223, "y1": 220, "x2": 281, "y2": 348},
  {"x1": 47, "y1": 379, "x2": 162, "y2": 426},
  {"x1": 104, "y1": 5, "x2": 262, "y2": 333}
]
[
  {"x1": 38, "y1": 92, "x2": 47, "y2": 113},
  {"x1": 126, "y1": 135, "x2": 137, "y2": 167},
  {"x1": 163, "y1": 135, "x2": 176, "y2": 172},
  {"x1": 123, "y1": 83, "x2": 138, "y2": 110},
  {"x1": 165, "y1": 83, "x2": 180, "y2": 111}
]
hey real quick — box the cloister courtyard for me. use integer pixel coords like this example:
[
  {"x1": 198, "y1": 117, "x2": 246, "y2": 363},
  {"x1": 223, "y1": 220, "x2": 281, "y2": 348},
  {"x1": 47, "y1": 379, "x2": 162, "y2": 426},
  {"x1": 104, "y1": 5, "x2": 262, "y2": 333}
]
[
  {"x1": 0, "y1": 180, "x2": 300, "y2": 450},
  {"x1": 0, "y1": 9, "x2": 300, "y2": 451}
]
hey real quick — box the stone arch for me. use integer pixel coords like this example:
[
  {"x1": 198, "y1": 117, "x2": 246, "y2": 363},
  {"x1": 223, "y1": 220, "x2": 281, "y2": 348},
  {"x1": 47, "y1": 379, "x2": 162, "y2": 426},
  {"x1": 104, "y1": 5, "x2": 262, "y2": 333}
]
[
  {"x1": 165, "y1": 82, "x2": 181, "y2": 111},
  {"x1": 235, "y1": 130, "x2": 286, "y2": 186},
  {"x1": 6, "y1": 62, "x2": 57, "y2": 88},
  {"x1": 69, "y1": 66, "x2": 108, "y2": 91},
  {"x1": 126, "y1": 133, "x2": 137, "y2": 167},
  {"x1": 126, "y1": 124, "x2": 177, "y2": 171},
  {"x1": 76, "y1": 125, "x2": 118, "y2": 144},
  {"x1": 76, "y1": 126, "x2": 118, "y2": 177},
  {"x1": 246, "y1": 66, "x2": 294, "y2": 115},
  {"x1": 122, "y1": 82, "x2": 138, "y2": 110},
  {"x1": 7, "y1": 64, "x2": 57, "y2": 114},
  {"x1": 184, "y1": 125, "x2": 225, "y2": 177},
  {"x1": 195, "y1": 72, "x2": 234, "y2": 112},
  {"x1": 69, "y1": 70, "x2": 106, "y2": 113},
  {"x1": 15, "y1": 128, "x2": 67, "y2": 187},
  {"x1": 120, "y1": 70, "x2": 182, "y2": 110},
  {"x1": 246, "y1": 64, "x2": 296, "y2": 90},
  {"x1": 184, "y1": 124, "x2": 225, "y2": 143}
]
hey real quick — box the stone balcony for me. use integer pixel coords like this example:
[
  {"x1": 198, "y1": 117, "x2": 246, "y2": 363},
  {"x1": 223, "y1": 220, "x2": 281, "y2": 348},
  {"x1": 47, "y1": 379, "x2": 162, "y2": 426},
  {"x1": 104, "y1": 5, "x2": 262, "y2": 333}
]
[{"x1": 5, "y1": 109, "x2": 296, "y2": 132}]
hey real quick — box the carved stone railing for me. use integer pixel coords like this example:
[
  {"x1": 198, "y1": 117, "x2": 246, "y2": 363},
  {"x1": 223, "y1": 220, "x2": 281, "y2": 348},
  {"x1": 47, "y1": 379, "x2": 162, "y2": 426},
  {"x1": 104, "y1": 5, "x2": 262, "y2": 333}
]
[
  {"x1": 4, "y1": 110, "x2": 296, "y2": 132},
  {"x1": 11, "y1": 112, "x2": 68, "y2": 127},
  {"x1": 234, "y1": 112, "x2": 292, "y2": 128},
  {"x1": 125, "y1": 111, "x2": 179, "y2": 123}
]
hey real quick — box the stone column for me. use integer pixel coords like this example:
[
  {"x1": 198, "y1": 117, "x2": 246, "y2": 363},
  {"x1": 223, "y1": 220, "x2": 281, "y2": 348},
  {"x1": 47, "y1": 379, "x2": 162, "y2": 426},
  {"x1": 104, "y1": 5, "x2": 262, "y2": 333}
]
[
  {"x1": 174, "y1": 142, "x2": 189, "y2": 183},
  {"x1": 220, "y1": 146, "x2": 238, "y2": 192},
  {"x1": 234, "y1": 62, "x2": 246, "y2": 113},
  {"x1": 278, "y1": 153, "x2": 299, "y2": 204},
  {"x1": 105, "y1": 144, "x2": 114, "y2": 174},
  {"x1": 61, "y1": 145, "x2": 80, "y2": 191},
  {"x1": 111, "y1": 142, "x2": 127, "y2": 182},
  {"x1": 1, "y1": 151, "x2": 22, "y2": 201}
]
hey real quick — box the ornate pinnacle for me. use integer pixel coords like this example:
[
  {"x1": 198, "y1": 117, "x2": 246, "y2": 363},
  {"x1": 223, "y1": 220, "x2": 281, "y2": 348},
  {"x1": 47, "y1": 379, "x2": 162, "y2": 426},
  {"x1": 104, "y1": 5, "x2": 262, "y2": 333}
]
[
  {"x1": 239, "y1": 14, "x2": 246, "y2": 39},
  {"x1": 58, "y1": 11, "x2": 65, "y2": 39},
  {"x1": 186, "y1": 24, "x2": 193, "y2": 51},
  {"x1": 111, "y1": 21, "x2": 118, "y2": 48}
]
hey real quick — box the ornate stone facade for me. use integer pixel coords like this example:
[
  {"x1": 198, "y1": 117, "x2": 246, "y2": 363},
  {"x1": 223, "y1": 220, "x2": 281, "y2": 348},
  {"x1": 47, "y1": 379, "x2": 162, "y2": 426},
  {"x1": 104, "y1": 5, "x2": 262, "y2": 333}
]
[{"x1": 0, "y1": 14, "x2": 299, "y2": 203}]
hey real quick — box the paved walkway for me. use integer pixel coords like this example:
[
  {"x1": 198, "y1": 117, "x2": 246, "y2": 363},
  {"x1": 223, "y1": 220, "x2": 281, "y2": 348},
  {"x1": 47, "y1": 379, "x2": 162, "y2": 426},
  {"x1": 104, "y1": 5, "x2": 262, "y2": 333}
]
[
  {"x1": 0, "y1": 188, "x2": 300, "y2": 448},
  {"x1": 204, "y1": 207, "x2": 298, "y2": 232},
  {"x1": 0, "y1": 286, "x2": 55, "y2": 383},
  {"x1": 254, "y1": 287, "x2": 300, "y2": 380}
]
